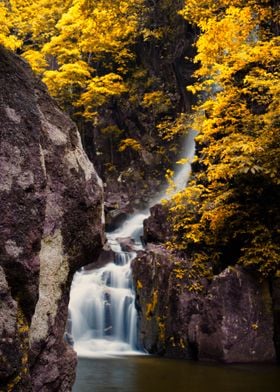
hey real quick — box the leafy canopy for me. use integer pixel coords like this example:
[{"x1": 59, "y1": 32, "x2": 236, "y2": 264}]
[{"x1": 167, "y1": 0, "x2": 280, "y2": 284}]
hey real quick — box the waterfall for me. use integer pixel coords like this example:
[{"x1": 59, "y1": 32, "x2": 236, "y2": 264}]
[
  {"x1": 69, "y1": 228, "x2": 142, "y2": 357},
  {"x1": 69, "y1": 130, "x2": 196, "y2": 357}
]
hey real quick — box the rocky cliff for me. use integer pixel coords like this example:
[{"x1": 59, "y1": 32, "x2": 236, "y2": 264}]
[
  {"x1": 0, "y1": 47, "x2": 104, "y2": 391},
  {"x1": 132, "y1": 212, "x2": 280, "y2": 363}
]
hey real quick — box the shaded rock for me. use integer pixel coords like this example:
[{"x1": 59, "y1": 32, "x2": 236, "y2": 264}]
[
  {"x1": 117, "y1": 237, "x2": 136, "y2": 252},
  {"x1": 143, "y1": 204, "x2": 171, "y2": 244},
  {"x1": 272, "y1": 277, "x2": 280, "y2": 359},
  {"x1": 132, "y1": 245, "x2": 277, "y2": 363},
  {"x1": 105, "y1": 209, "x2": 129, "y2": 232},
  {"x1": 104, "y1": 192, "x2": 131, "y2": 231},
  {"x1": 0, "y1": 47, "x2": 104, "y2": 391},
  {"x1": 189, "y1": 266, "x2": 276, "y2": 363},
  {"x1": 104, "y1": 168, "x2": 162, "y2": 227},
  {"x1": 132, "y1": 244, "x2": 197, "y2": 357},
  {"x1": 83, "y1": 242, "x2": 114, "y2": 271}
]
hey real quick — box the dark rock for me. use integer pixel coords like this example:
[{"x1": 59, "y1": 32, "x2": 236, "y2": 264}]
[
  {"x1": 83, "y1": 242, "x2": 114, "y2": 271},
  {"x1": 272, "y1": 277, "x2": 280, "y2": 359},
  {"x1": 104, "y1": 192, "x2": 131, "y2": 231},
  {"x1": 104, "y1": 168, "x2": 163, "y2": 228},
  {"x1": 143, "y1": 203, "x2": 171, "y2": 244},
  {"x1": 189, "y1": 266, "x2": 276, "y2": 363},
  {"x1": 0, "y1": 47, "x2": 104, "y2": 391},
  {"x1": 132, "y1": 244, "x2": 196, "y2": 357},
  {"x1": 132, "y1": 245, "x2": 277, "y2": 363},
  {"x1": 117, "y1": 237, "x2": 136, "y2": 252},
  {"x1": 105, "y1": 210, "x2": 129, "y2": 232}
]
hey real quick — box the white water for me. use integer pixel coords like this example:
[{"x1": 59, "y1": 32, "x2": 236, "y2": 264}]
[
  {"x1": 69, "y1": 129, "x2": 196, "y2": 357},
  {"x1": 172, "y1": 130, "x2": 196, "y2": 194},
  {"x1": 69, "y1": 230, "x2": 142, "y2": 357}
]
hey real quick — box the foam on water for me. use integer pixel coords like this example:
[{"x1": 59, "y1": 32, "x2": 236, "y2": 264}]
[{"x1": 69, "y1": 244, "x2": 140, "y2": 357}]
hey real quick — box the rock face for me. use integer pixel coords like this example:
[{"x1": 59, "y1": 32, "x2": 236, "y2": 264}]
[
  {"x1": 132, "y1": 245, "x2": 202, "y2": 358},
  {"x1": 272, "y1": 277, "x2": 280, "y2": 359},
  {"x1": 188, "y1": 267, "x2": 275, "y2": 363},
  {"x1": 0, "y1": 47, "x2": 104, "y2": 391},
  {"x1": 143, "y1": 204, "x2": 171, "y2": 244},
  {"x1": 132, "y1": 246, "x2": 277, "y2": 363}
]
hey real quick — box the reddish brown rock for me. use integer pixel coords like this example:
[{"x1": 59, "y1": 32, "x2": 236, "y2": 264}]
[
  {"x1": 117, "y1": 237, "x2": 136, "y2": 252},
  {"x1": 0, "y1": 46, "x2": 104, "y2": 391},
  {"x1": 132, "y1": 247, "x2": 277, "y2": 363},
  {"x1": 132, "y1": 244, "x2": 199, "y2": 357},
  {"x1": 189, "y1": 267, "x2": 276, "y2": 363},
  {"x1": 143, "y1": 204, "x2": 171, "y2": 244},
  {"x1": 83, "y1": 242, "x2": 114, "y2": 271}
]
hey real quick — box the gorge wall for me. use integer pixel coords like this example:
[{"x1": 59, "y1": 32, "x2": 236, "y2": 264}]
[
  {"x1": 132, "y1": 209, "x2": 280, "y2": 363},
  {"x1": 0, "y1": 47, "x2": 104, "y2": 391}
]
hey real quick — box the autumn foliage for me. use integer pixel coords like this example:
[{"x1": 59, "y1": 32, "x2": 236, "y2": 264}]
[
  {"x1": 167, "y1": 0, "x2": 280, "y2": 283},
  {"x1": 1, "y1": 0, "x2": 279, "y2": 282}
]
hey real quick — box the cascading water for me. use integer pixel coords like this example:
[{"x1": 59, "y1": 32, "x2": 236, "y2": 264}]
[
  {"x1": 69, "y1": 130, "x2": 196, "y2": 357},
  {"x1": 69, "y1": 225, "x2": 143, "y2": 357}
]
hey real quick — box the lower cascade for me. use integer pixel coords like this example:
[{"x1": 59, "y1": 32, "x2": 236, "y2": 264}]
[{"x1": 69, "y1": 215, "x2": 146, "y2": 356}]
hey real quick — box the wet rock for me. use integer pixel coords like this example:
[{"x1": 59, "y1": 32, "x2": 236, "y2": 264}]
[
  {"x1": 143, "y1": 204, "x2": 171, "y2": 244},
  {"x1": 132, "y1": 244, "x2": 196, "y2": 357},
  {"x1": 83, "y1": 242, "x2": 114, "y2": 271},
  {"x1": 0, "y1": 47, "x2": 104, "y2": 391},
  {"x1": 117, "y1": 237, "x2": 136, "y2": 252},
  {"x1": 64, "y1": 309, "x2": 74, "y2": 346},
  {"x1": 104, "y1": 192, "x2": 131, "y2": 231},
  {"x1": 104, "y1": 168, "x2": 162, "y2": 227},
  {"x1": 105, "y1": 210, "x2": 129, "y2": 231}
]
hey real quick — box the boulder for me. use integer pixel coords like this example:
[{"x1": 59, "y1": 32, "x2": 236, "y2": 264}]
[
  {"x1": 117, "y1": 237, "x2": 136, "y2": 252},
  {"x1": 189, "y1": 266, "x2": 276, "y2": 363},
  {"x1": 104, "y1": 192, "x2": 131, "y2": 231},
  {"x1": 83, "y1": 242, "x2": 114, "y2": 271},
  {"x1": 0, "y1": 47, "x2": 104, "y2": 391},
  {"x1": 143, "y1": 203, "x2": 171, "y2": 244},
  {"x1": 105, "y1": 209, "x2": 128, "y2": 232}
]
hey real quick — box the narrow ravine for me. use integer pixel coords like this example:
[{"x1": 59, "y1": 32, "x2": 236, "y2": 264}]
[{"x1": 69, "y1": 130, "x2": 196, "y2": 357}]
